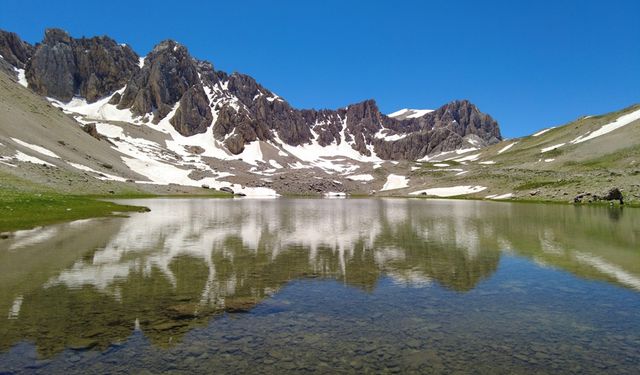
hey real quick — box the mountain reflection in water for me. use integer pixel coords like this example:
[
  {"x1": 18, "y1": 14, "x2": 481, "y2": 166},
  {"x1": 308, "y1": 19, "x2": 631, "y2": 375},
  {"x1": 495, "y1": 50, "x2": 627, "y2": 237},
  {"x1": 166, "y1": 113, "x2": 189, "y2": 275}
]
[{"x1": 0, "y1": 198, "x2": 638, "y2": 363}]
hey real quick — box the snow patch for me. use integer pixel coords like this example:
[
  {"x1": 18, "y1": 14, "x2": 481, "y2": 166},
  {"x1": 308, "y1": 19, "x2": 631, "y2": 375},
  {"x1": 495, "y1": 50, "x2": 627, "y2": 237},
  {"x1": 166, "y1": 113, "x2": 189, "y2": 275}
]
[
  {"x1": 570, "y1": 108, "x2": 640, "y2": 144},
  {"x1": 324, "y1": 192, "x2": 347, "y2": 198},
  {"x1": 388, "y1": 108, "x2": 434, "y2": 119},
  {"x1": 277, "y1": 122, "x2": 380, "y2": 174},
  {"x1": 491, "y1": 193, "x2": 513, "y2": 200},
  {"x1": 540, "y1": 143, "x2": 565, "y2": 153},
  {"x1": 0, "y1": 159, "x2": 17, "y2": 168},
  {"x1": 67, "y1": 162, "x2": 128, "y2": 182},
  {"x1": 13, "y1": 151, "x2": 56, "y2": 166},
  {"x1": 269, "y1": 159, "x2": 283, "y2": 169},
  {"x1": 410, "y1": 185, "x2": 486, "y2": 197},
  {"x1": 237, "y1": 141, "x2": 263, "y2": 166},
  {"x1": 266, "y1": 95, "x2": 283, "y2": 102},
  {"x1": 49, "y1": 88, "x2": 142, "y2": 124},
  {"x1": 381, "y1": 174, "x2": 409, "y2": 191},
  {"x1": 532, "y1": 127, "x2": 555, "y2": 137},
  {"x1": 374, "y1": 129, "x2": 408, "y2": 141},
  {"x1": 14, "y1": 68, "x2": 28, "y2": 87},
  {"x1": 421, "y1": 147, "x2": 480, "y2": 162},
  {"x1": 455, "y1": 147, "x2": 479, "y2": 155},
  {"x1": 11, "y1": 138, "x2": 60, "y2": 158},
  {"x1": 347, "y1": 174, "x2": 374, "y2": 181},
  {"x1": 497, "y1": 142, "x2": 517, "y2": 154},
  {"x1": 453, "y1": 153, "x2": 481, "y2": 162},
  {"x1": 88, "y1": 114, "x2": 276, "y2": 196}
]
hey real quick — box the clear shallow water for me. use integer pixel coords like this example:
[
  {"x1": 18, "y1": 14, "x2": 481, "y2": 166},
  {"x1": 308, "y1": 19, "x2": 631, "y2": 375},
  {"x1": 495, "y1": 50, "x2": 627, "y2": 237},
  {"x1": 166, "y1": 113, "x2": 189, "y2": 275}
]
[{"x1": 0, "y1": 198, "x2": 639, "y2": 374}]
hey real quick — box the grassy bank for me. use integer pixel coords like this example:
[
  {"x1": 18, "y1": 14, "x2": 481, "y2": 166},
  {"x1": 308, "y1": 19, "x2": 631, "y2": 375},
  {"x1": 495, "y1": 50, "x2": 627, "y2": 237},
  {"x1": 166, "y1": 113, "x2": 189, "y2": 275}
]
[
  {"x1": 0, "y1": 171, "x2": 145, "y2": 231},
  {"x1": 0, "y1": 171, "x2": 229, "y2": 232},
  {"x1": 0, "y1": 190, "x2": 150, "y2": 232}
]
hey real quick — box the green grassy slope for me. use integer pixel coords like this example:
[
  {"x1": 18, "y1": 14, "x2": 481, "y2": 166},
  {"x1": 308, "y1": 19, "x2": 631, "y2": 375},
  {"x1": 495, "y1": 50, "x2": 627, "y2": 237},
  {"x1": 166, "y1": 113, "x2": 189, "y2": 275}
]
[
  {"x1": 395, "y1": 104, "x2": 640, "y2": 204},
  {"x1": 0, "y1": 172, "x2": 147, "y2": 232}
]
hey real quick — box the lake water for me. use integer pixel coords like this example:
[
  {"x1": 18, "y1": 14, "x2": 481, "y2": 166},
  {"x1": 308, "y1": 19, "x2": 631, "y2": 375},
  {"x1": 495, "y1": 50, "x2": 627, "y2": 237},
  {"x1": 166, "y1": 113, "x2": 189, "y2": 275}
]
[{"x1": 0, "y1": 198, "x2": 639, "y2": 374}]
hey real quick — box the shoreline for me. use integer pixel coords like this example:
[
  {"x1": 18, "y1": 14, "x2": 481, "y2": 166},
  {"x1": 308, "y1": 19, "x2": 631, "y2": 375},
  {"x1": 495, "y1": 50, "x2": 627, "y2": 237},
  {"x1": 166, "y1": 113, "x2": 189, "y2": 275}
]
[{"x1": 2, "y1": 191, "x2": 634, "y2": 234}]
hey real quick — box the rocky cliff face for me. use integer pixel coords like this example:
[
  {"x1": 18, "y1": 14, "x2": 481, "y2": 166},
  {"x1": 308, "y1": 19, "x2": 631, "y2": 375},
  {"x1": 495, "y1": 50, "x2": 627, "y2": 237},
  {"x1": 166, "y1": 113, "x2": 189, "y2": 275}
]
[
  {"x1": 115, "y1": 40, "x2": 206, "y2": 126},
  {"x1": 0, "y1": 30, "x2": 34, "y2": 80},
  {"x1": 1, "y1": 28, "x2": 502, "y2": 160},
  {"x1": 25, "y1": 29, "x2": 139, "y2": 102},
  {"x1": 0, "y1": 30, "x2": 34, "y2": 69}
]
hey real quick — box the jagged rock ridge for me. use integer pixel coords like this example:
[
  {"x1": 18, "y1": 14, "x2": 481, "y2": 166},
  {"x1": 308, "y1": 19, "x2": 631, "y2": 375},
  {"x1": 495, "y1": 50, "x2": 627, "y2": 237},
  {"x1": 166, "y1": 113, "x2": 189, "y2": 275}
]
[
  {"x1": 22, "y1": 29, "x2": 140, "y2": 102},
  {"x1": 1, "y1": 28, "x2": 502, "y2": 160}
]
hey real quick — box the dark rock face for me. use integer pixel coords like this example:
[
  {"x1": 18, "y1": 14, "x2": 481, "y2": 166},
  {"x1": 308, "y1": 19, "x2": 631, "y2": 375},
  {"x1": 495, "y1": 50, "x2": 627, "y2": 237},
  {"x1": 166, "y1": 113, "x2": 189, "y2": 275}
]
[
  {"x1": 373, "y1": 100, "x2": 502, "y2": 159},
  {"x1": 170, "y1": 85, "x2": 212, "y2": 136},
  {"x1": 4, "y1": 27, "x2": 503, "y2": 161},
  {"x1": 344, "y1": 99, "x2": 385, "y2": 156},
  {"x1": 574, "y1": 188, "x2": 624, "y2": 205},
  {"x1": 82, "y1": 123, "x2": 103, "y2": 140},
  {"x1": 25, "y1": 28, "x2": 139, "y2": 102},
  {"x1": 597, "y1": 187, "x2": 624, "y2": 204},
  {"x1": 204, "y1": 71, "x2": 501, "y2": 159},
  {"x1": 220, "y1": 187, "x2": 234, "y2": 195},
  {"x1": 215, "y1": 72, "x2": 313, "y2": 148},
  {"x1": 72, "y1": 36, "x2": 139, "y2": 102},
  {"x1": 0, "y1": 30, "x2": 34, "y2": 69},
  {"x1": 26, "y1": 29, "x2": 75, "y2": 100},
  {"x1": 116, "y1": 40, "x2": 207, "y2": 124},
  {"x1": 0, "y1": 57, "x2": 17, "y2": 79}
]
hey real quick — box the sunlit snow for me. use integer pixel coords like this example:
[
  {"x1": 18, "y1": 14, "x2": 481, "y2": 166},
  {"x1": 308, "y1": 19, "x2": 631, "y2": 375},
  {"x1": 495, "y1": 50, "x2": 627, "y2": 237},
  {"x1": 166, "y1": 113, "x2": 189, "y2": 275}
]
[
  {"x1": 570, "y1": 108, "x2": 640, "y2": 144},
  {"x1": 381, "y1": 174, "x2": 409, "y2": 191},
  {"x1": 347, "y1": 174, "x2": 375, "y2": 181},
  {"x1": 532, "y1": 127, "x2": 555, "y2": 137},
  {"x1": 67, "y1": 162, "x2": 128, "y2": 182},
  {"x1": 540, "y1": 143, "x2": 565, "y2": 153},
  {"x1": 409, "y1": 185, "x2": 486, "y2": 197},
  {"x1": 497, "y1": 142, "x2": 517, "y2": 154},
  {"x1": 13, "y1": 151, "x2": 56, "y2": 166},
  {"x1": 387, "y1": 108, "x2": 434, "y2": 119},
  {"x1": 11, "y1": 138, "x2": 60, "y2": 158}
]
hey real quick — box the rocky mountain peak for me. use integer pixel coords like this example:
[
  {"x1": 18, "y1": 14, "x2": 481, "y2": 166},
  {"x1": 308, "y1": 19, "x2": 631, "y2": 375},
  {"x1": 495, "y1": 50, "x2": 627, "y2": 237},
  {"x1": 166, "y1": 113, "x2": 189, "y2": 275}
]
[
  {"x1": 342, "y1": 99, "x2": 384, "y2": 156},
  {"x1": 0, "y1": 30, "x2": 34, "y2": 69},
  {"x1": 2, "y1": 27, "x2": 503, "y2": 161},
  {"x1": 116, "y1": 38, "x2": 204, "y2": 125},
  {"x1": 43, "y1": 28, "x2": 72, "y2": 45},
  {"x1": 430, "y1": 99, "x2": 501, "y2": 143},
  {"x1": 25, "y1": 28, "x2": 139, "y2": 102}
]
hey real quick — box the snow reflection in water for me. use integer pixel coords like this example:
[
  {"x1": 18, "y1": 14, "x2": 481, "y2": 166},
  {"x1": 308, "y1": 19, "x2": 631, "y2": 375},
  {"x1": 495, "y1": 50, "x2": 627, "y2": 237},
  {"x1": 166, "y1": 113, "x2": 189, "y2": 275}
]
[{"x1": 0, "y1": 199, "x2": 638, "y2": 374}]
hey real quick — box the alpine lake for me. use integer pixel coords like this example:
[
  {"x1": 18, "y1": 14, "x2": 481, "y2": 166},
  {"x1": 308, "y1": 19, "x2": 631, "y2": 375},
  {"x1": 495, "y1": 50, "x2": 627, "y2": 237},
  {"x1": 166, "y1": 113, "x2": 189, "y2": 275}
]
[{"x1": 0, "y1": 198, "x2": 639, "y2": 374}]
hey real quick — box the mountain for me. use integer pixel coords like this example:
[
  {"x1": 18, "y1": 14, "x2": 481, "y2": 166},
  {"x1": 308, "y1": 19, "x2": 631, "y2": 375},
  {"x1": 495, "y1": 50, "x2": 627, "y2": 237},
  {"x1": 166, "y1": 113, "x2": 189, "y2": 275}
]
[
  {"x1": 4, "y1": 29, "x2": 501, "y2": 157},
  {"x1": 0, "y1": 27, "x2": 638, "y2": 203}
]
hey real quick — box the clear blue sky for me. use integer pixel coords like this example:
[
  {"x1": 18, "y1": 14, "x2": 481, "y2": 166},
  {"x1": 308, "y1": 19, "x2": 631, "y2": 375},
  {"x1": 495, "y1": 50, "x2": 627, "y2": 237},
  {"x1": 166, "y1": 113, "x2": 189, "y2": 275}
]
[{"x1": 2, "y1": 0, "x2": 639, "y2": 138}]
